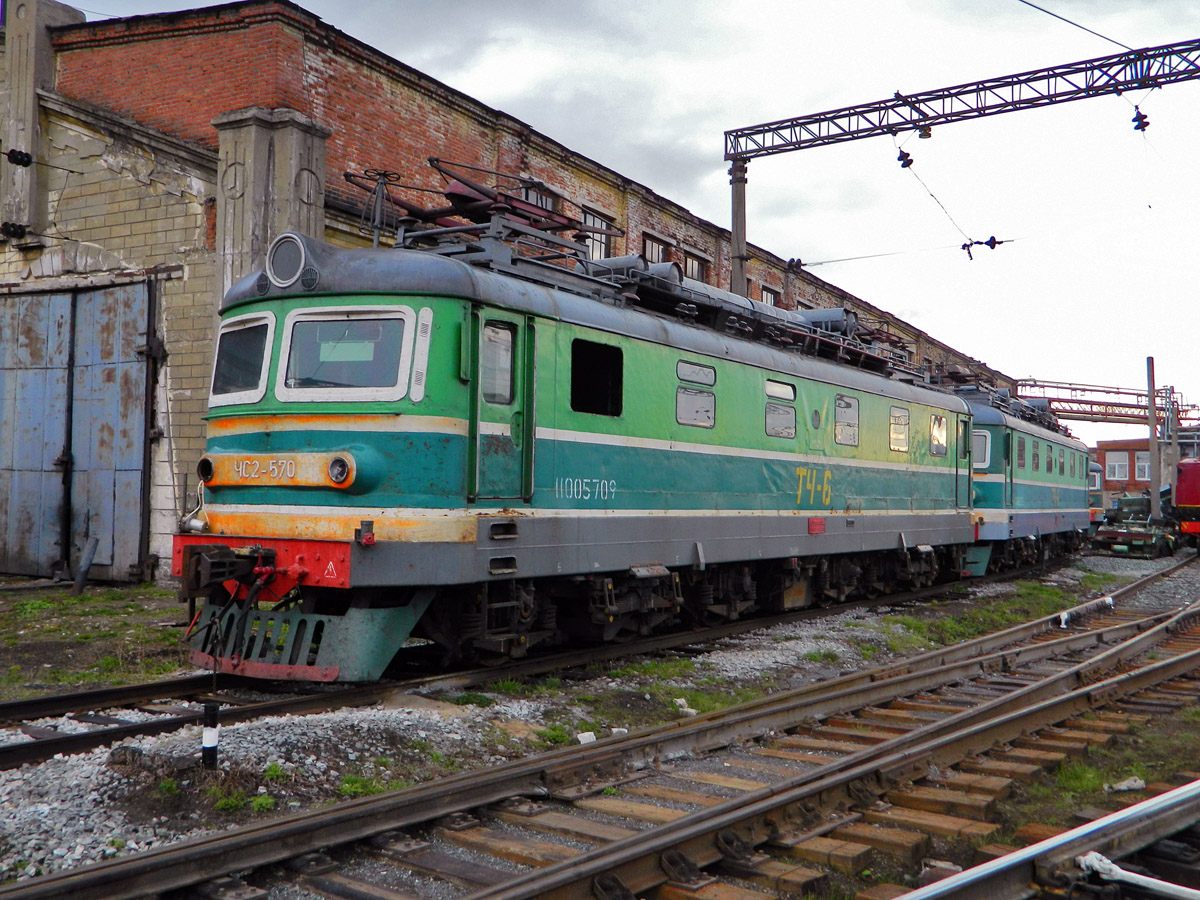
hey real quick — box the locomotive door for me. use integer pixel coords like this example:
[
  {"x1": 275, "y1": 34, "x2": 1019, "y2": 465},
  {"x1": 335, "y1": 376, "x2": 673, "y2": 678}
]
[
  {"x1": 1005, "y1": 430, "x2": 1015, "y2": 507},
  {"x1": 469, "y1": 311, "x2": 535, "y2": 501}
]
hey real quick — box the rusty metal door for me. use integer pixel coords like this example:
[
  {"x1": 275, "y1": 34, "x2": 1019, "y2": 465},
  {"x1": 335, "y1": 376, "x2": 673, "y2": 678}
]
[
  {"x1": 0, "y1": 293, "x2": 73, "y2": 576},
  {"x1": 0, "y1": 284, "x2": 150, "y2": 580}
]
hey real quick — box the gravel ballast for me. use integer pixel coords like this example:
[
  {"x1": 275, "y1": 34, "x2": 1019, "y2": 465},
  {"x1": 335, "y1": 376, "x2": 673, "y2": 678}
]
[{"x1": 1, "y1": 551, "x2": 1196, "y2": 883}]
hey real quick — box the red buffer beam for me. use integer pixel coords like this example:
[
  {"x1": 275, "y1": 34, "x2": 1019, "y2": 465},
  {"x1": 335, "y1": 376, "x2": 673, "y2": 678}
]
[{"x1": 725, "y1": 38, "x2": 1200, "y2": 159}]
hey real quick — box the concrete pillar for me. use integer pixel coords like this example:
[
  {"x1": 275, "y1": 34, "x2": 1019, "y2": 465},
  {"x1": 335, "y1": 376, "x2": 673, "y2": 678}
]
[
  {"x1": 211, "y1": 107, "x2": 332, "y2": 300},
  {"x1": 728, "y1": 158, "x2": 748, "y2": 298},
  {"x1": 1, "y1": 0, "x2": 86, "y2": 245}
]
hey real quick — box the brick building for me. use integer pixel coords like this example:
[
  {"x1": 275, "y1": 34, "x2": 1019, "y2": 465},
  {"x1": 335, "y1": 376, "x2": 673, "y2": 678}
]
[
  {"x1": 0, "y1": 0, "x2": 1016, "y2": 581},
  {"x1": 1094, "y1": 438, "x2": 1179, "y2": 511}
]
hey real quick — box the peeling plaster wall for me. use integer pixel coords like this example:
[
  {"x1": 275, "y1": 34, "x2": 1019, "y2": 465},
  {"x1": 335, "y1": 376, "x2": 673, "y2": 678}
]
[{"x1": 0, "y1": 103, "x2": 218, "y2": 572}]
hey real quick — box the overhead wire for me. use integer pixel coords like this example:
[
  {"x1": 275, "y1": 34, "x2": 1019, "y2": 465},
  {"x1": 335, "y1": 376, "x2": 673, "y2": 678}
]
[{"x1": 1013, "y1": 0, "x2": 1134, "y2": 52}]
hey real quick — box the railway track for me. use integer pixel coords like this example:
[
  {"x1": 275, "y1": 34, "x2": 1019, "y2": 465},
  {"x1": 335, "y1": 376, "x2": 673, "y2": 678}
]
[
  {"x1": 0, "y1": 675, "x2": 401, "y2": 771},
  {"x1": 3, "y1": 555, "x2": 1198, "y2": 900},
  {"x1": 0, "y1": 557, "x2": 1077, "y2": 771}
]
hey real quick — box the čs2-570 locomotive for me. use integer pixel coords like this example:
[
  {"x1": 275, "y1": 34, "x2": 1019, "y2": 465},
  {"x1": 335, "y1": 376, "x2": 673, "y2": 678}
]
[{"x1": 174, "y1": 167, "x2": 1089, "y2": 681}]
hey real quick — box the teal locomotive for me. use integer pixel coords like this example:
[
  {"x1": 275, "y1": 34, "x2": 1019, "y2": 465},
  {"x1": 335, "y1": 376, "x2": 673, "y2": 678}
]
[{"x1": 174, "y1": 174, "x2": 1088, "y2": 680}]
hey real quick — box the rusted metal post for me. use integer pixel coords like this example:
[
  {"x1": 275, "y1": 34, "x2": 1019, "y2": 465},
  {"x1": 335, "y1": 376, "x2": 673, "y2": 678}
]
[
  {"x1": 1147, "y1": 356, "x2": 1162, "y2": 519},
  {"x1": 729, "y1": 158, "x2": 748, "y2": 297}
]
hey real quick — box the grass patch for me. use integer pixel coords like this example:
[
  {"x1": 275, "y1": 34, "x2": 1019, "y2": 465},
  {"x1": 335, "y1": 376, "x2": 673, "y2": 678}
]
[
  {"x1": 1055, "y1": 761, "x2": 1105, "y2": 794},
  {"x1": 608, "y1": 658, "x2": 697, "y2": 680},
  {"x1": 899, "y1": 582, "x2": 1074, "y2": 647},
  {"x1": 251, "y1": 795, "x2": 276, "y2": 813},
  {"x1": 1079, "y1": 572, "x2": 1129, "y2": 594},
  {"x1": 534, "y1": 724, "x2": 574, "y2": 746},
  {"x1": 263, "y1": 762, "x2": 287, "y2": 782},
  {"x1": 206, "y1": 787, "x2": 248, "y2": 812},
  {"x1": 803, "y1": 648, "x2": 841, "y2": 664},
  {"x1": 451, "y1": 691, "x2": 495, "y2": 707},
  {"x1": 852, "y1": 640, "x2": 881, "y2": 661},
  {"x1": 13, "y1": 598, "x2": 54, "y2": 618},
  {"x1": 486, "y1": 678, "x2": 529, "y2": 696}
]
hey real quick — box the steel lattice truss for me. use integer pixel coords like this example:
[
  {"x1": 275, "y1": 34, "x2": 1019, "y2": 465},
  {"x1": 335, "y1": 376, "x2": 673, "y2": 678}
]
[
  {"x1": 725, "y1": 38, "x2": 1200, "y2": 160},
  {"x1": 1018, "y1": 379, "x2": 1200, "y2": 427}
]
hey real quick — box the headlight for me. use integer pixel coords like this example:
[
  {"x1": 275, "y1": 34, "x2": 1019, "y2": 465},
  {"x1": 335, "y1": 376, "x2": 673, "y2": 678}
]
[
  {"x1": 328, "y1": 457, "x2": 351, "y2": 484},
  {"x1": 265, "y1": 234, "x2": 306, "y2": 289},
  {"x1": 197, "y1": 458, "x2": 215, "y2": 483}
]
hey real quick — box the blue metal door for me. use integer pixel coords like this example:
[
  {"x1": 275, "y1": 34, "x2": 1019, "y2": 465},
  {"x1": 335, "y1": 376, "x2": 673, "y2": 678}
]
[
  {"x1": 68, "y1": 284, "x2": 150, "y2": 581},
  {"x1": 0, "y1": 293, "x2": 72, "y2": 576},
  {"x1": 0, "y1": 284, "x2": 150, "y2": 580}
]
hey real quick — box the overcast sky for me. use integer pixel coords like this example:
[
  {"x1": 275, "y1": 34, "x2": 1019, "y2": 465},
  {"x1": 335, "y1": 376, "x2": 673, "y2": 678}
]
[{"x1": 88, "y1": 0, "x2": 1200, "y2": 445}]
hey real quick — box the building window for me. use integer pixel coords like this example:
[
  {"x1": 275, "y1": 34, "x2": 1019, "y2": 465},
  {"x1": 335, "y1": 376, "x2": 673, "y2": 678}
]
[
  {"x1": 1135, "y1": 450, "x2": 1150, "y2": 481},
  {"x1": 1106, "y1": 451, "x2": 1129, "y2": 481},
  {"x1": 522, "y1": 184, "x2": 559, "y2": 212},
  {"x1": 581, "y1": 208, "x2": 614, "y2": 260},
  {"x1": 761, "y1": 286, "x2": 780, "y2": 306},
  {"x1": 570, "y1": 339, "x2": 622, "y2": 416},
  {"x1": 834, "y1": 394, "x2": 859, "y2": 447},
  {"x1": 684, "y1": 253, "x2": 709, "y2": 282},
  {"x1": 643, "y1": 234, "x2": 671, "y2": 263},
  {"x1": 889, "y1": 406, "x2": 910, "y2": 452}
]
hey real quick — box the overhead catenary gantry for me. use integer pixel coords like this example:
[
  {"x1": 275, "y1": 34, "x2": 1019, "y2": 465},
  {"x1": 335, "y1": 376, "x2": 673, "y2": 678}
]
[{"x1": 724, "y1": 38, "x2": 1200, "y2": 296}]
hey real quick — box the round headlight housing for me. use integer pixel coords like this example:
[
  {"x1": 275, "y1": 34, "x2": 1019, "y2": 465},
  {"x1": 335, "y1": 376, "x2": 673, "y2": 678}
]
[
  {"x1": 197, "y1": 457, "x2": 215, "y2": 483},
  {"x1": 265, "y1": 234, "x2": 306, "y2": 289},
  {"x1": 328, "y1": 457, "x2": 351, "y2": 484}
]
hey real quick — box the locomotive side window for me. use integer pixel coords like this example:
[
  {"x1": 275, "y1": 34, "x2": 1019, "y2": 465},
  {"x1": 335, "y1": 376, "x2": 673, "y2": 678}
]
[
  {"x1": 275, "y1": 306, "x2": 415, "y2": 403},
  {"x1": 677, "y1": 387, "x2": 715, "y2": 428},
  {"x1": 482, "y1": 323, "x2": 515, "y2": 404},
  {"x1": 929, "y1": 415, "x2": 947, "y2": 457},
  {"x1": 1058, "y1": 448, "x2": 1065, "y2": 475},
  {"x1": 677, "y1": 360, "x2": 715, "y2": 386},
  {"x1": 971, "y1": 430, "x2": 990, "y2": 468},
  {"x1": 1046, "y1": 445, "x2": 1054, "y2": 473},
  {"x1": 889, "y1": 406, "x2": 910, "y2": 453},
  {"x1": 1070, "y1": 452, "x2": 1076, "y2": 478},
  {"x1": 210, "y1": 313, "x2": 274, "y2": 407},
  {"x1": 958, "y1": 419, "x2": 970, "y2": 459},
  {"x1": 765, "y1": 379, "x2": 795, "y2": 401},
  {"x1": 572, "y1": 340, "x2": 623, "y2": 416},
  {"x1": 1032, "y1": 441, "x2": 1040, "y2": 471},
  {"x1": 834, "y1": 395, "x2": 859, "y2": 446},
  {"x1": 765, "y1": 402, "x2": 796, "y2": 438},
  {"x1": 1017, "y1": 436, "x2": 1026, "y2": 468}
]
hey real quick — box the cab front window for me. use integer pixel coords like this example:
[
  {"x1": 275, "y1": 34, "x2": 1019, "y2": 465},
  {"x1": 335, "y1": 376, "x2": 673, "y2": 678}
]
[
  {"x1": 209, "y1": 313, "x2": 275, "y2": 407},
  {"x1": 275, "y1": 306, "x2": 415, "y2": 402}
]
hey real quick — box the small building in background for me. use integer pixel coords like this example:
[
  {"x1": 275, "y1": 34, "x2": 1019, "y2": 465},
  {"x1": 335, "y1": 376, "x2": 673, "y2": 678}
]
[{"x1": 1094, "y1": 438, "x2": 1180, "y2": 511}]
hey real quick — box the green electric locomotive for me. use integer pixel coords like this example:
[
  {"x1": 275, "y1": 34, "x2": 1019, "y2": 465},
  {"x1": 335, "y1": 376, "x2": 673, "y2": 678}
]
[{"x1": 174, "y1": 176, "x2": 1082, "y2": 680}]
